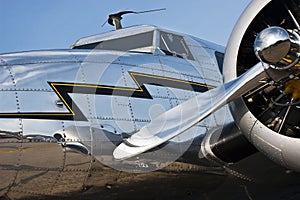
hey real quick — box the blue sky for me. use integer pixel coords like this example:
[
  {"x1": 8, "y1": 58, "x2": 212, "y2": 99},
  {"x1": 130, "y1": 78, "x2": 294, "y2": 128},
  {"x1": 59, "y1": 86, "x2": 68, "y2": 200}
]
[{"x1": 0, "y1": 0, "x2": 251, "y2": 54}]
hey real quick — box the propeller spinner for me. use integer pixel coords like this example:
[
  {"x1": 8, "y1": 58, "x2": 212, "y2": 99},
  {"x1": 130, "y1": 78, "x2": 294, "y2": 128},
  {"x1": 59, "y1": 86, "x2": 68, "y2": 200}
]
[{"x1": 254, "y1": 26, "x2": 300, "y2": 70}]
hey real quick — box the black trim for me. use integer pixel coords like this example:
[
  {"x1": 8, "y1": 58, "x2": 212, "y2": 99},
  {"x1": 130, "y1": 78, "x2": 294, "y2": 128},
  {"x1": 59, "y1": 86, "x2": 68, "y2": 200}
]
[{"x1": 0, "y1": 72, "x2": 212, "y2": 121}]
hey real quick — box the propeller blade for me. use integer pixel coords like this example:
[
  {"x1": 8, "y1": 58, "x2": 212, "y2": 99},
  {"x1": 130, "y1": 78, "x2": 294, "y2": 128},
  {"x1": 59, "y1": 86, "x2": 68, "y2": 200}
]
[{"x1": 113, "y1": 63, "x2": 267, "y2": 160}]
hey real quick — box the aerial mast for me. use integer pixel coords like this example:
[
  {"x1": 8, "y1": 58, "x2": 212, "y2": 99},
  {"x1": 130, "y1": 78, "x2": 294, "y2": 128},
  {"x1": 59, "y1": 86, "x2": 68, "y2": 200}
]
[{"x1": 102, "y1": 8, "x2": 166, "y2": 30}]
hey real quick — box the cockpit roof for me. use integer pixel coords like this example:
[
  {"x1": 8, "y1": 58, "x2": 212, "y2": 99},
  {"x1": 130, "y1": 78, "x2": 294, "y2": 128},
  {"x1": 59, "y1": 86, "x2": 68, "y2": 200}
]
[
  {"x1": 71, "y1": 25, "x2": 224, "y2": 60},
  {"x1": 71, "y1": 25, "x2": 156, "y2": 52},
  {"x1": 72, "y1": 25, "x2": 156, "y2": 48},
  {"x1": 71, "y1": 25, "x2": 196, "y2": 59}
]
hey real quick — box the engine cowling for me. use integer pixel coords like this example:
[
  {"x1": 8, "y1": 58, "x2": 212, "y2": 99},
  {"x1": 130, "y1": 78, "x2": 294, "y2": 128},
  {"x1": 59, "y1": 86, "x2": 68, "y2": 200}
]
[{"x1": 224, "y1": 0, "x2": 300, "y2": 171}]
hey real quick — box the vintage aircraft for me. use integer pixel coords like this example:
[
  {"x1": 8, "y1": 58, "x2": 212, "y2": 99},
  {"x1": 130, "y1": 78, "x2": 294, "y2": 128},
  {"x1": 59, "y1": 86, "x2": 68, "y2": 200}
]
[{"x1": 1, "y1": 0, "x2": 300, "y2": 199}]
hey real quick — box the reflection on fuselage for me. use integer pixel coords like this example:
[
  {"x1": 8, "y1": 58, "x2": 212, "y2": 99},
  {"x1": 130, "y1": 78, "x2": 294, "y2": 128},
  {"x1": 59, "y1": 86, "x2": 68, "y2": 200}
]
[{"x1": 0, "y1": 135, "x2": 225, "y2": 199}]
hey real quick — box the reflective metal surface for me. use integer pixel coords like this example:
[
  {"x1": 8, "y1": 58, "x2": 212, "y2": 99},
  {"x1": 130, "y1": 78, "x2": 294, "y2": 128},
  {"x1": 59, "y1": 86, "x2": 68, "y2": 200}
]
[
  {"x1": 0, "y1": 137, "x2": 92, "y2": 198},
  {"x1": 224, "y1": 0, "x2": 300, "y2": 172},
  {"x1": 114, "y1": 63, "x2": 266, "y2": 159},
  {"x1": 0, "y1": 25, "x2": 231, "y2": 198},
  {"x1": 3, "y1": 0, "x2": 300, "y2": 199},
  {"x1": 254, "y1": 27, "x2": 290, "y2": 63},
  {"x1": 254, "y1": 26, "x2": 300, "y2": 69}
]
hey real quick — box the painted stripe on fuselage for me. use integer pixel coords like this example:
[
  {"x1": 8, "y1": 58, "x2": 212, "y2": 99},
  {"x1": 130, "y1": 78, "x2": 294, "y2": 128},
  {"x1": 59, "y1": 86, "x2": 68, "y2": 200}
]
[{"x1": 0, "y1": 72, "x2": 213, "y2": 121}]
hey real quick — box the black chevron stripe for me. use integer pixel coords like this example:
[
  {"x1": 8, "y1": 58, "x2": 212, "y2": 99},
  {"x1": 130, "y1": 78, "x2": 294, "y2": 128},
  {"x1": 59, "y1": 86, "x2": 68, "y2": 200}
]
[{"x1": 0, "y1": 72, "x2": 212, "y2": 121}]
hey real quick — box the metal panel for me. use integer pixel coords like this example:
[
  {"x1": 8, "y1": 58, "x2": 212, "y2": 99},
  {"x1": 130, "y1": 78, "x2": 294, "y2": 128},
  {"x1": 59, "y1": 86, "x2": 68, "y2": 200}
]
[
  {"x1": 11, "y1": 63, "x2": 82, "y2": 89},
  {"x1": 0, "y1": 91, "x2": 18, "y2": 112},
  {"x1": 18, "y1": 91, "x2": 69, "y2": 113}
]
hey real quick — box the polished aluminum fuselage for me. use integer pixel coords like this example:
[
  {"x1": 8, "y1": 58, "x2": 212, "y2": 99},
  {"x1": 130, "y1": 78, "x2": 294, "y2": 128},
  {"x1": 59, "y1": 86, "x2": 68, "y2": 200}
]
[{"x1": 0, "y1": 26, "x2": 231, "y2": 197}]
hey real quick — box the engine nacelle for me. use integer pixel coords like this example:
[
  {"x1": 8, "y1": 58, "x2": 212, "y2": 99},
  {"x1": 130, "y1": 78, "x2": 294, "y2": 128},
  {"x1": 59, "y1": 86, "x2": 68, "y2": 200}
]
[{"x1": 224, "y1": 0, "x2": 300, "y2": 171}]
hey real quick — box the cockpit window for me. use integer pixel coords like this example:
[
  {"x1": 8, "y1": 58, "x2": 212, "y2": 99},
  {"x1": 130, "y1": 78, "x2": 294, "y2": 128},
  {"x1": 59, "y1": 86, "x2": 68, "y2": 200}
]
[
  {"x1": 159, "y1": 31, "x2": 194, "y2": 60},
  {"x1": 215, "y1": 51, "x2": 224, "y2": 73},
  {"x1": 74, "y1": 31, "x2": 154, "y2": 52},
  {"x1": 72, "y1": 27, "x2": 195, "y2": 61}
]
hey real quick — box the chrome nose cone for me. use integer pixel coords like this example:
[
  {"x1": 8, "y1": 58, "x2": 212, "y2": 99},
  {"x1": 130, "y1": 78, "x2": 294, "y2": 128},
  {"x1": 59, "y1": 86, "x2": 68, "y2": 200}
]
[
  {"x1": 254, "y1": 26, "x2": 291, "y2": 64},
  {"x1": 254, "y1": 26, "x2": 300, "y2": 70}
]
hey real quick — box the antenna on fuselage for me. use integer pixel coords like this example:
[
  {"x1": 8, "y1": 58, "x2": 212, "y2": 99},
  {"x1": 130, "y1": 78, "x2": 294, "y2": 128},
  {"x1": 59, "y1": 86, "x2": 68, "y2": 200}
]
[{"x1": 102, "y1": 8, "x2": 166, "y2": 30}]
